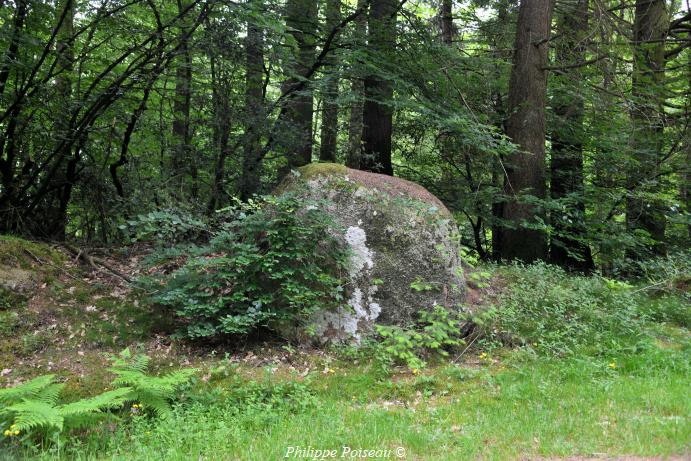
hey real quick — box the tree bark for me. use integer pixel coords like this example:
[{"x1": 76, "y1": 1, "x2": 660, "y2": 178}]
[
  {"x1": 360, "y1": 0, "x2": 397, "y2": 175},
  {"x1": 240, "y1": 6, "x2": 266, "y2": 200},
  {"x1": 44, "y1": 0, "x2": 75, "y2": 240},
  {"x1": 626, "y1": 0, "x2": 668, "y2": 256},
  {"x1": 440, "y1": 0, "x2": 453, "y2": 45},
  {"x1": 549, "y1": 0, "x2": 594, "y2": 271},
  {"x1": 318, "y1": 0, "x2": 341, "y2": 162},
  {"x1": 171, "y1": 0, "x2": 193, "y2": 198},
  {"x1": 490, "y1": 1, "x2": 510, "y2": 261},
  {"x1": 281, "y1": 0, "x2": 318, "y2": 168},
  {"x1": 207, "y1": 55, "x2": 232, "y2": 212},
  {"x1": 346, "y1": 0, "x2": 368, "y2": 168},
  {"x1": 685, "y1": 52, "x2": 691, "y2": 240},
  {"x1": 498, "y1": 0, "x2": 553, "y2": 262},
  {"x1": 0, "y1": 0, "x2": 27, "y2": 99}
]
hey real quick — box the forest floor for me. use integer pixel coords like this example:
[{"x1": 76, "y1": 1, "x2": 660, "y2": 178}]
[{"x1": 0, "y1": 236, "x2": 688, "y2": 460}]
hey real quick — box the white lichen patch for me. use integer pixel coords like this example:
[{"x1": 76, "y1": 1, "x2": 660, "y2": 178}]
[
  {"x1": 312, "y1": 286, "x2": 382, "y2": 343},
  {"x1": 345, "y1": 226, "x2": 374, "y2": 278},
  {"x1": 312, "y1": 226, "x2": 381, "y2": 343}
]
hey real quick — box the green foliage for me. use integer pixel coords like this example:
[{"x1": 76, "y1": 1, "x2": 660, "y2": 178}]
[
  {"x1": 467, "y1": 270, "x2": 492, "y2": 288},
  {"x1": 0, "y1": 375, "x2": 130, "y2": 437},
  {"x1": 475, "y1": 262, "x2": 689, "y2": 356},
  {"x1": 119, "y1": 210, "x2": 208, "y2": 244},
  {"x1": 634, "y1": 250, "x2": 691, "y2": 298},
  {"x1": 409, "y1": 277, "x2": 434, "y2": 292},
  {"x1": 0, "y1": 349, "x2": 195, "y2": 443},
  {"x1": 223, "y1": 378, "x2": 316, "y2": 413},
  {"x1": 375, "y1": 305, "x2": 465, "y2": 370},
  {"x1": 0, "y1": 311, "x2": 20, "y2": 336},
  {"x1": 146, "y1": 195, "x2": 351, "y2": 339},
  {"x1": 108, "y1": 348, "x2": 197, "y2": 416}
]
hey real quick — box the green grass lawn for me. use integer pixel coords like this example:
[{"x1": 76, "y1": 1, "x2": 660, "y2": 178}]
[{"x1": 7, "y1": 339, "x2": 687, "y2": 461}]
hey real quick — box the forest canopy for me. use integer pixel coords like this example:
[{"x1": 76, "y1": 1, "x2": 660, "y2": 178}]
[{"x1": 0, "y1": 0, "x2": 689, "y2": 273}]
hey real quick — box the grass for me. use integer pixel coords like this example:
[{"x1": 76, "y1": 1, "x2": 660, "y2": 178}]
[
  {"x1": 0, "y1": 237, "x2": 689, "y2": 460},
  {"x1": 8, "y1": 345, "x2": 688, "y2": 461}
]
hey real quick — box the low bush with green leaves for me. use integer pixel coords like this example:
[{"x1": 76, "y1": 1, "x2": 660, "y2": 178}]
[
  {"x1": 375, "y1": 305, "x2": 465, "y2": 370},
  {"x1": 145, "y1": 194, "x2": 351, "y2": 339},
  {"x1": 119, "y1": 209, "x2": 208, "y2": 244},
  {"x1": 475, "y1": 262, "x2": 688, "y2": 356},
  {"x1": 634, "y1": 250, "x2": 691, "y2": 297}
]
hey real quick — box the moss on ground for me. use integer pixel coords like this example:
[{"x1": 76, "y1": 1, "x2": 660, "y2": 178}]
[{"x1": 0, "y1": 235, "x2": 66, "y2": 270}]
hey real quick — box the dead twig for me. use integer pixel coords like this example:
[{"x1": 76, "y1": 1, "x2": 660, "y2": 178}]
[
  {"x1": 60, "y1": 243, "x2": 132, "y2": 283},
  {"x1": 22, "y1": 248, "x2": 81, "y2": 281}
]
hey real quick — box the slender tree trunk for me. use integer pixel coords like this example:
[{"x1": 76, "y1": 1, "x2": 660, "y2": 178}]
[
  {"x1": 281, "y1": 0, "x2": 318, "y2": 168},
  {"x1": 685, "y1": 54, "x2": 691, "y2": 240},
  {"x1": 549, "y1": 0, "x2": 594, "y2": 271},
  {"x1": 626, "y1": 0, "x2": 668, "y2": 255},
  {"x1": 0, "y1": 0, "x2": 27, "y2": 99},
  {"x1": 207, "y1": 55, "x2": 232, "y2": 212},
  {"x1": 346, "y1": 0, "x2": 368, "y2": 168},
  {"x1": 440, "y1": 0, "x2": 453, "y2": 45},
  {"x1": 360, "y1": 0, "x2": 397, "y2": 175},
  {"x1": 490, "y1": 2, "x2": 509, "y2": 261},
  {"x1": 240, "y1": 6, "x2": 266, "y2": 200},
  {"x1": 0, "y1": 0, "x2": 28, "y2": 233},
  {"x1": 45, "y1": 0, "x2": 75, "y2": 239},
  {"x1": 319, "y1": 0, "x2": 341, "y2": 162},
  {"x1": 171, "y1": 0, "x2": 193, "y2": 198},
  {"x1": 498, "y1": 0, "x2": 553, "y2": 262}
]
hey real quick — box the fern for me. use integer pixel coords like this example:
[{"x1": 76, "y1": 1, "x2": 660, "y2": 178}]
[
  {"x1": 0, "y1": 376, "x2": 132, "y2": 434},
  {"x1": 0, "y1": 375, "x2": 56, "y2": 405},
  {"x1": 6, "y1": 400, "x2": 64, "y2": 432},
  {"x1": 57, "y1": 388, "x2": 131, "y2": 429},
  {"x1": 108, "y1": 348, "x2": 196, "y2": 416}
]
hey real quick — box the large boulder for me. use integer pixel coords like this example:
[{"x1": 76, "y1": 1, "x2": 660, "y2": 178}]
[{"x1": 277, "y1": 163, "x2": 465, "y2": 343}]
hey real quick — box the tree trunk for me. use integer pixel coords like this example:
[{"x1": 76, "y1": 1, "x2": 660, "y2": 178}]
[
  {"x1": 207, "y1": 55, "x2": 232, "y2": 212},
  {"x1": 498, "y1": 0, "x2": 553, "y2": 262},
  {"x1": 440, "y1": 0, "x2": 453, "y2": 45},
  {"x1": 360, "y1": 0, "x2": 397, "y2": 175},
  {"x1": 685, "y1": 54, "x2": 691, "y2": 240},
  {"x1": 281, "y1": 0, "x2": 318, "y2": 168},
  {"x1": 0, "y1": 0, "x2": 28, "y2": 233},
  {"x1": 171, "y1": 0, "x2": 193, "y2": 198},
  {"x1": 346, "y1": 0, "x2": 368, "y2": 168},
  {"x1": 0, "y1": 0, "x2": 27, "y2": 99},
  {"x1": 44, "y1": 0, "x2": 75, "y2": 240},
  {"x1": 549, "y1": 0, "x2": 594, "y2": 271},
  {"x1": 318, "y1": 0, "x2": 341, "y2": 162},
  {"x1": 490, "y1": 1, "x2": 509, "y2": 261},
  {"x1": 240, "y1": 7, "x2": 266, "y2": 200},
  {"x1": 626, "y1": 0, "x2": 668, "y2": 255}
]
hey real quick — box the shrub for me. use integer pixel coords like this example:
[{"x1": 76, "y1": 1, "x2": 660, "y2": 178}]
[
  {"x1": 146, "y1": 194, "x2": 351, "y2": 339},
  {"x1": 474, "y1": 262, "x2": 685, "y2": 356},
  {"x1": 635, "y1": 250, "x2": 691, "y2": 297},
  {"x1": 119, "y1": 209, "x2": 208, "y2": 244},
  {"x1": 375, "y1": 305, "x2": 465, "y2": 370}
]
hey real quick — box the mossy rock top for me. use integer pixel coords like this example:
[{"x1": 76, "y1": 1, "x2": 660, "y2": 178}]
[
  {"x1": 279, "y1": 163, "x2": 451, "y2": 217},
  {"x1": 277, "y1": 163, "x2": 465, "y2": 343}
]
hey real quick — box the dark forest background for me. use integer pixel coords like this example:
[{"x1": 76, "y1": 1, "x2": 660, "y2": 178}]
[{"x1": 0, "y1": 0, "x2": 689, "y2": 274}]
